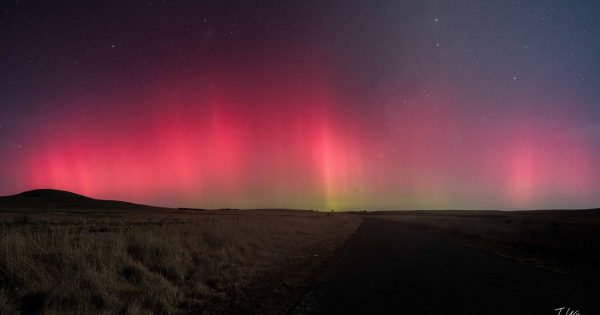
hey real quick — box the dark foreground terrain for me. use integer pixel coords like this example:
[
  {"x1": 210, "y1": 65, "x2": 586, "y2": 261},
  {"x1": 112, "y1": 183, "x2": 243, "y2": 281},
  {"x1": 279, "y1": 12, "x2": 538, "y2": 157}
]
[
  {"x1": 293, "y1": 218, "x2": 600, "y2": 314},
  {"x1": 0, "y1": 190, "x2": 360, "y2": 314},
  {"x1": 2, "y1": 191, "x2": 599, "y2": 314}
]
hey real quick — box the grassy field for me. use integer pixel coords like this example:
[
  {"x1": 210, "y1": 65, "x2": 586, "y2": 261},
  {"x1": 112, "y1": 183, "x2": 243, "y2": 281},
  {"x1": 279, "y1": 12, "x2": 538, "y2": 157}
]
[
  {"x1": 0, "y1": 208, "x2": 360, "y2": 314},
  {"x1": 371, "y1": 210, "x2": 600, "y2": 281}
]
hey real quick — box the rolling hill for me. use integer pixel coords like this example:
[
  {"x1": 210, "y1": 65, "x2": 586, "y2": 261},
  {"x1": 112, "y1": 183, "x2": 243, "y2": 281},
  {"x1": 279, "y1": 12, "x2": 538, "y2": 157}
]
[{"x1": 0, "y1": 189, "x2": 164, "y2": 211}]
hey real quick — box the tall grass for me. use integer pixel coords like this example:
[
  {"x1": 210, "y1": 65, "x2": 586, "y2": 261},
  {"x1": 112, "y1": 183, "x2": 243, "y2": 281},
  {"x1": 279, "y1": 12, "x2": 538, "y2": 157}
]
[{"x1": 0, "y1": 212, "x2": 360, "y2": 314}]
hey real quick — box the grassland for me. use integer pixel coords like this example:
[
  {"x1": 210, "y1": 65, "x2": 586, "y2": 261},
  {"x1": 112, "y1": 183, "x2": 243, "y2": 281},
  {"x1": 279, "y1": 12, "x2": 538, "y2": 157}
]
[
  {"x1": 371, "y1": 210, "x2": 600, "y2": 281},
  {"x1": 3, "y1": 190, "x2": 597, "y2": 313},
  {"x1": 0, "y1": 208, "x2": 360, "y2": 314}
]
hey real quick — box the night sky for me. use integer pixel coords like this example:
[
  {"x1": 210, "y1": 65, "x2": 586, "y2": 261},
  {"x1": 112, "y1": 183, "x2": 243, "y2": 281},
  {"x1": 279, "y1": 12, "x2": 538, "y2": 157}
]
[{"x1": 1, "y1": 1, "x2": 599, "y2": 210}]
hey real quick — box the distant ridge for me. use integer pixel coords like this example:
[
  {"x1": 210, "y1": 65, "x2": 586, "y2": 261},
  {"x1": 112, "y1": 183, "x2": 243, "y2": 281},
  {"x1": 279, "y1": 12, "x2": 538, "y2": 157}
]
[
  {"x1": 365, "y1": 209, "x2": 600, "y2": 216},
  {"x1": 13, "y1": 189, "x2": 93, "y2": 200},
  {"x1": 0, "y1": 189, "x2": 166, "y2": 211}
]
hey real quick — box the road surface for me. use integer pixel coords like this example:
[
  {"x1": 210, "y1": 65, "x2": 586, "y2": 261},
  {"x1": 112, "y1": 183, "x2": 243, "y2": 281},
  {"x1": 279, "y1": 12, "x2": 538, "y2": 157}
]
[{"x1": 292, "y1": 218, "x2": 600, "y2": 314}]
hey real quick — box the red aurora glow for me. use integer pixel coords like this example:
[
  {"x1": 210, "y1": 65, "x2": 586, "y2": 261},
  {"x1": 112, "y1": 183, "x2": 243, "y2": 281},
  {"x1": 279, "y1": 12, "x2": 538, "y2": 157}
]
[
  {"x1": 2, "y1": 1, "x2": 600, "y2": 211},
  {"x1": 7, "y1": 63, "x2": 600, "y2": 210}
]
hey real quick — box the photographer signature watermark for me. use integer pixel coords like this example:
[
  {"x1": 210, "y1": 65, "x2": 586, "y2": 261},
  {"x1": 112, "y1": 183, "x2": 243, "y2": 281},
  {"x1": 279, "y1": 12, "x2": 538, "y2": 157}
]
[{"x1": 554, "y1": 306, "x2": 583, "y2": 315}]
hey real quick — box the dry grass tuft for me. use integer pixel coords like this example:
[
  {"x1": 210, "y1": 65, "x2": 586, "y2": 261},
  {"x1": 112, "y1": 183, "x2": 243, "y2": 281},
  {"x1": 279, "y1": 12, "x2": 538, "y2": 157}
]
[{"x1": 0, "y1": 210, "x2": 360, "y2": 314}]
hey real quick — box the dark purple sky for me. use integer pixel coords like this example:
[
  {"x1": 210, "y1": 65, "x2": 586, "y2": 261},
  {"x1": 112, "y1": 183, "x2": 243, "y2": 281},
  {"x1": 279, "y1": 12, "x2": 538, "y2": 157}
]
[{"x1": 1, "y1": 1, "x2": 599, "y2": 210}]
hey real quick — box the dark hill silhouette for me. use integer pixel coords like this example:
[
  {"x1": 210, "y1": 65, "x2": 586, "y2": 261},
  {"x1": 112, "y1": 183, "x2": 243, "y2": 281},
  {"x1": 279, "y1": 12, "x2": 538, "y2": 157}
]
[
  {"x1": 13, "y1": 189, "x2": 94, "y2": 201},
  {"x1": 0, "y1": 189, "x2": 165, "y2": 211}
]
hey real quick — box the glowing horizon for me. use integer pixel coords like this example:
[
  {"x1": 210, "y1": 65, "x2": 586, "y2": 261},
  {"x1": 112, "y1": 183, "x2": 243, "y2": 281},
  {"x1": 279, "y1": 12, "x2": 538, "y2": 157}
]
[
  {"x1": 5, "y1": 65, "x2": 598, "y2": 210},
  {"x1": 2, "y1": 1, "x2": 600, "y2": 210}
]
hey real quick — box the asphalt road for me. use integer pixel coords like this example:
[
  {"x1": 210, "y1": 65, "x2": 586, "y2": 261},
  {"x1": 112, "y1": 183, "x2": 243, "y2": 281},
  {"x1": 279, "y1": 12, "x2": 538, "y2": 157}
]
[{"x1": 291, "y1": 218, "x2": 600, "y2": 314}]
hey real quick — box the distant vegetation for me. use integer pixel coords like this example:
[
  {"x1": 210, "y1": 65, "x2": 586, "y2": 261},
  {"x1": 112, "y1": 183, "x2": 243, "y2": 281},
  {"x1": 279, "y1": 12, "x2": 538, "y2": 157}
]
[
  {"x1": 373, "y1": 210, "x2": 600, "y2": 280},
  {"x1": 0, "y1": 201, "x2": 360, "y2": 314}
]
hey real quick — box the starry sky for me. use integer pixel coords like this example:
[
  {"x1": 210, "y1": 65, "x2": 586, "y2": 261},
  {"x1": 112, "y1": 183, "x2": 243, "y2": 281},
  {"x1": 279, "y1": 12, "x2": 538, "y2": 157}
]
[{"x1": 1, "y1": 0, "x2": 599, "y2": 210}]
